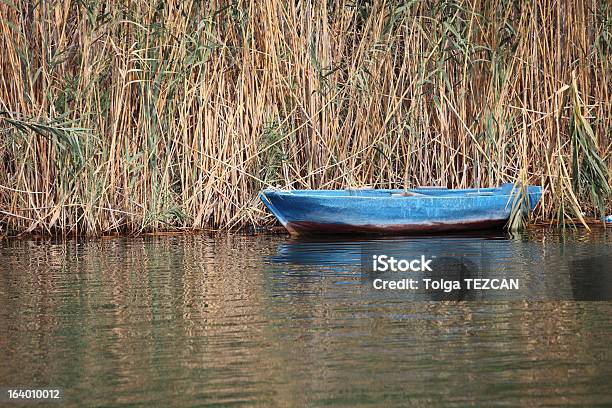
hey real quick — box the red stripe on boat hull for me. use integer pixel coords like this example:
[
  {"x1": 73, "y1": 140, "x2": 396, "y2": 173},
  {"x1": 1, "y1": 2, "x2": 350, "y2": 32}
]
[{"x1": 284, "y1": 219, "x2": 507, "y2": 235}]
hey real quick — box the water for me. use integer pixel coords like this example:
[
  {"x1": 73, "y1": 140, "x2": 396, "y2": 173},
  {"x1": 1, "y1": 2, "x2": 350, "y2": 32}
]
[{"x1": 1, "y1": 230, "x2": 611, "y2": 407}]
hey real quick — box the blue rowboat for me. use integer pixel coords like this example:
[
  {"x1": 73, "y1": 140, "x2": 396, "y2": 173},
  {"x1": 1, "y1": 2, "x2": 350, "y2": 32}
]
[{"x1": 259, "y1": 183, "x2": 542, "y2": 235}]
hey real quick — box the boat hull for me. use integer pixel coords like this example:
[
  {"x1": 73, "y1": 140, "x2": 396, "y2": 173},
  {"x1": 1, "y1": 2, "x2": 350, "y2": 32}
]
[{"x1": 259, "y1": 184, "x2": 542, "y2": 236}]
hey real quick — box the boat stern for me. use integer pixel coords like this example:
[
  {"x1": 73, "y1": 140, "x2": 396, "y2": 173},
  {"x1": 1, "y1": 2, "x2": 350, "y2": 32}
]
[{"x1": 527, "y1": 185, "x2": 543, "y2": 211}]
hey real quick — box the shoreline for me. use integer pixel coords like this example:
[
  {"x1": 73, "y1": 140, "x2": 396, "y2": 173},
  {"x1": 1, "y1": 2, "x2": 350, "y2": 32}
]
[{"x1": 1, "y1": 219, "x2": 608, "y2": 240}]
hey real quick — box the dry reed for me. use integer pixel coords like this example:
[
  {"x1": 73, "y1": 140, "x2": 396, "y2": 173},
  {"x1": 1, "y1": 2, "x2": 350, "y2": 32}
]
[{"x1": 0, "y1": 0, "x2": 610, "y2": 235}]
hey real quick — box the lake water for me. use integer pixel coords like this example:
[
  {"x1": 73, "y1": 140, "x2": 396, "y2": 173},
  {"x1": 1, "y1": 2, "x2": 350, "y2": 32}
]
[{"x1": 1, "y1": 229, "x2": 611, "y2": 407}]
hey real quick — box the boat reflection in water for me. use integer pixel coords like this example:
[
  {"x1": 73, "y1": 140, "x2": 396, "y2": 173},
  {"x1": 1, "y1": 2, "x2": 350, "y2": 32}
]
[{"x1": 268, "y1": 232, "x2": 612, "y2": 301}]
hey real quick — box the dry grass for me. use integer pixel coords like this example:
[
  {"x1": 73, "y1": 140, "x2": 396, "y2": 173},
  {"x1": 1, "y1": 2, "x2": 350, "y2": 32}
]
[{"x1": 0, "y1": 0, "x2": 610, "y2": 235}]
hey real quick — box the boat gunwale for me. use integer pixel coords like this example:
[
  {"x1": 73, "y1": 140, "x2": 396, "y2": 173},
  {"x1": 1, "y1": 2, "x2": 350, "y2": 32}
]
[{"x1": 260, "y1": 188, "x2": 541, "y2": 201}]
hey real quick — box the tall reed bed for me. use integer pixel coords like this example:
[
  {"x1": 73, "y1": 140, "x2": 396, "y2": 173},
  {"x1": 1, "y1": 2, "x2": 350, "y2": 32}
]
[{"x1": 0, "y1": 0, "x2": 610, "y2": 235}]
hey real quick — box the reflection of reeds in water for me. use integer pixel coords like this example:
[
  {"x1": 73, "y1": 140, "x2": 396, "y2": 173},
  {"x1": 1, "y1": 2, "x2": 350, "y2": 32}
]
[
  {"x1": 0, "y1": 236, "x2": 285, "y2": 405},
  {"x1": 1, "y1": 236, "x2": 612, "y2": 405},
  {"x1": 0, "y1": 1, "x2": 611, "y2": 235}
]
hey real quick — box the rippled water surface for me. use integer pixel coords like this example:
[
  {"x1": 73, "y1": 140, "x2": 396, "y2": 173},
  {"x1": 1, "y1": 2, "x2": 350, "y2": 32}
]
[{"x1": 1, "y1": 229, "x2": 611, "y2": 407}]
